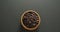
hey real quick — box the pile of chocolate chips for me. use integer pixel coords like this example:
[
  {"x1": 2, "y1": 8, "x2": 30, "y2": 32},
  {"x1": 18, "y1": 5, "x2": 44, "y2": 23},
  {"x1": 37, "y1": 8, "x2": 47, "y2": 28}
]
[{"x1": 22, "y1": 12, "x2": 39, "y2": 28}]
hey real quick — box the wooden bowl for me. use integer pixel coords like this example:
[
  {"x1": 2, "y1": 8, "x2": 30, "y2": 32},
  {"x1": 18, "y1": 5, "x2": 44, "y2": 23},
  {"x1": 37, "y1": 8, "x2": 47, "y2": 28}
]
[{"x1": 21, "y1": 10, "x2": 41, "y2": 30}]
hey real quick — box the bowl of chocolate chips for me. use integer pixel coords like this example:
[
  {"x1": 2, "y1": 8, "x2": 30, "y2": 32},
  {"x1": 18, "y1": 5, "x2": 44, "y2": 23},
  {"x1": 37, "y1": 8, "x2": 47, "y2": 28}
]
[{"x1": 21, "y1": 10, "x2": 41, "y2": 30}]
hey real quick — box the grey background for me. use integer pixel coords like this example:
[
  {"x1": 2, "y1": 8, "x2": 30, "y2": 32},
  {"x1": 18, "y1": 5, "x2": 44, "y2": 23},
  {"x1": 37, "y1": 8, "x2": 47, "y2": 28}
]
[{"x1": 0, "y1": 0, "x2": 60, "y2": 32}]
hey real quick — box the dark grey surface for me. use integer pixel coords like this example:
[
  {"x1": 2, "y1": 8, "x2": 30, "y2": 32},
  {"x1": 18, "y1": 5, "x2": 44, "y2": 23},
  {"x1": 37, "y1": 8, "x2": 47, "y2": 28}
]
[{"x1": 0, "y1": 0, "x2": 60, "y2": 32}]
